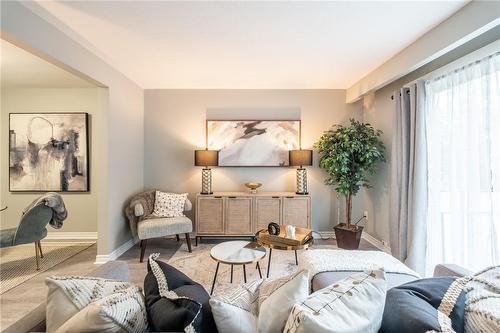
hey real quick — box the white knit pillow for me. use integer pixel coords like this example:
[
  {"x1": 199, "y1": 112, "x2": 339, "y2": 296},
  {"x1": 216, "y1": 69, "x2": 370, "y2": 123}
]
[
  {"x1": 464, "y1": 266, "x2": 500, "y2": 333},
  {"x1": 45, "y1": 276, "x2": 134, "y2": 333},
  {"x1": 55, "y1": 286, "x2": 148, "y2": 333},
  {"x1": 151, "y1": 191, "x2": 187, "y2": 217}
]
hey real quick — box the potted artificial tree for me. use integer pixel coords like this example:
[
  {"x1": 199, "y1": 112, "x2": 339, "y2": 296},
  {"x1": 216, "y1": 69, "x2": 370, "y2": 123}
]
[{"x1": 315, "y1": 119, "x2": 386, "y2": 249}]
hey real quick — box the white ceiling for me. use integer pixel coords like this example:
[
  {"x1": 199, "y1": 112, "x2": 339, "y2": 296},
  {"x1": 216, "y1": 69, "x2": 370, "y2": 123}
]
[
  {"x1": 29, "y1": 1, "x2": 467, "y2": 89},
  {"x1": 1, "y1": 40, "x2": 96, "y2": 88}
]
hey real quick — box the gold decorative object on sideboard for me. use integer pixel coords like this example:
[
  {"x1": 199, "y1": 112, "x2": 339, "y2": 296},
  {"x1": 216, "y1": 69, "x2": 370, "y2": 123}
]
[{"x1": 195, "y1": 192, "x2": 311, "y2": 245}]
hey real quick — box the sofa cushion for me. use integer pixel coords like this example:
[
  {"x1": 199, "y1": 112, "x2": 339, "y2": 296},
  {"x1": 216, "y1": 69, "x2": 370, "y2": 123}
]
[
  {"x1": 379, "y1": 277, "x2": 467, "y2": 333},
  {"x1": 312, "y1": 270, "x2": 417, "y2": 292},
  {"x1": 284, "y1": 269, "x2": 387, "y2": 333},
  {"x1": 144, "y1": 254, "x2": 217, "y2": 332},
  {"x1": 138, "y1": 216, "x2": 192, "y2": 239}
]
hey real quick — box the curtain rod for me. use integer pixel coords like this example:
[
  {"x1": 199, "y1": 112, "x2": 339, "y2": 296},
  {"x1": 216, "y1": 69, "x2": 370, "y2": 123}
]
[{"x1": 390, "y1": 90, "x2": 411, "y2": 100}]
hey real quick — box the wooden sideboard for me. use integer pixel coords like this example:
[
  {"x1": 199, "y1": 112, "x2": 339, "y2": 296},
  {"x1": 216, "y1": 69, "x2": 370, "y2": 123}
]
[{"x1": 195, "y1": 192, "x2": 311, "y2": 241}]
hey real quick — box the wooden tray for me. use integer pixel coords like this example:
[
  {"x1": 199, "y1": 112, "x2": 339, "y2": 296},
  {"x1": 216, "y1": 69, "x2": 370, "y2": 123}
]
[{"x1": 257, "y1": 226, "x2": 312, "y2": 246}]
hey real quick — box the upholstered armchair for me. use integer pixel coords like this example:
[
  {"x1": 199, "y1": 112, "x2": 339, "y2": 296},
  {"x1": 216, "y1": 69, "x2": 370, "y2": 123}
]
[
  {"x1": 0, "y1": 204, "x2": 53, "y2": 270},
  {"x1": 125, "y1": 190, "x2": 194, "y2": 262}
]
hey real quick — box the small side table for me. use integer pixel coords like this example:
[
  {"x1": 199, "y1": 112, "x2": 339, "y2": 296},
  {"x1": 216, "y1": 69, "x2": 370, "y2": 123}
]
[
  {"x1": 256, "y1": 229, "x2": 314, "y2": 278},
  {"x1": 209, "y1": 241, "x2": 266, "y2": 295}
]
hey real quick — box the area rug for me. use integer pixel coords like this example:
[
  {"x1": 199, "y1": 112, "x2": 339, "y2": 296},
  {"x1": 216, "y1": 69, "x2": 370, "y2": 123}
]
[
  {"x1": 167, "y1": 242, "x2": 338, "y2": 295},
  {"x1": 0, "y1": 241, "x2": 94, "y2": 294}
]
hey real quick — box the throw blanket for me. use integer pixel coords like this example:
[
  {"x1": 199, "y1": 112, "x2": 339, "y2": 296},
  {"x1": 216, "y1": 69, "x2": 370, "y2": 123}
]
[
  {"x1": 299, "y1": 249, "x2": 421, "y2": 281},
  {"x1": 23, "y1": 192, "x2": 68, "y2": 229}
]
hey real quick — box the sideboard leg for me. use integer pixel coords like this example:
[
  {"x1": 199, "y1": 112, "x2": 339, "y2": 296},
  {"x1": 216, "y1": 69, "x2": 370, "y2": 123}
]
[
  {"x1": 230, "y1": 264, "x2": 233, "y2": 283},
  {"x1": 243, "y1": 264, "x2": 247, "y2": 283},
  {"x1": 294, "y1": 250, "x2": 298, "y2": 265}
]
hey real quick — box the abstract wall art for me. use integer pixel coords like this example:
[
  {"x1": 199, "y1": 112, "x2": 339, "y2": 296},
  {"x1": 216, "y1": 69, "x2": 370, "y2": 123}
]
[
  {"x1": 9, "y1": 113, "x2": 89, "y2": 192},
  {"x1": 207, "y1": 120, "x2": 300, "y2": 166}
]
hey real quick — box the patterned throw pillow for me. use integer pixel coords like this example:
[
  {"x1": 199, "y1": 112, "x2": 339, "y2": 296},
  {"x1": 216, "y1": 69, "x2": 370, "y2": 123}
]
[
  {"x1": 380, "y1": 276, "x2": 467, "y2": 333},
  {"x1": 464, "y1": 266, "x2": 500, "y2": 333},
  {"x1": 144, "y1": 254, "x2": 218, "y2": 333},
  {"x1": 45, "y1": 276, "x2": 135, "y2": 333},
  {"x1": 284, "y1": 270, "x2": 387, "y2": 333},
  {"x1": 151, "y1": 191, "x2": 187, "y2": 217},
  {"x1": 209, "y1": 279, "x2": 263, "y2": 333},
  {"x1": 55, "y1": 286, "x2": 148, "y2": 333},
  {"x1": 210, "y1": 270, "x2": 309, "y2": 333}
]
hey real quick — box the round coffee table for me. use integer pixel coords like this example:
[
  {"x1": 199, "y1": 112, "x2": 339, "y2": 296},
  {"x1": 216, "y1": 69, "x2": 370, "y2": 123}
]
[{"x1": 210, "y1": 241, "x2": 266, "y2": 295}]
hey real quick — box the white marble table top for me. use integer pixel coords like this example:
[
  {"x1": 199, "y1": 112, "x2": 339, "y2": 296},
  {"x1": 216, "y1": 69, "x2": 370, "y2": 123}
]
[{"x1": 210, "y1": 241, "x2": 266, "y2": 265}]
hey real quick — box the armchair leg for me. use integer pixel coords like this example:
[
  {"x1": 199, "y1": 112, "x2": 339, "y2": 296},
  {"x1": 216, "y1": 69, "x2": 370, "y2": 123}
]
[
  {"x1": 185, "y1": 233, "x2": 192, "y2": 253},
  {"x1": 176, "y1": 234, "x2": 180, "y2": 242},
  {"x1": 37, "y1": 241, "x2": 44, "y2": 258},
  {"x1": 140, "y1": 239, "x2": 148, "y2": 263},
  {"x1": 34, "y1": 242, "x2": 40, "y2": 270}
]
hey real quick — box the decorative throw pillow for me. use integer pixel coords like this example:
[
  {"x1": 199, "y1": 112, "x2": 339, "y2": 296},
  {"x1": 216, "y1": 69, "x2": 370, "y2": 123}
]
[
  {"x1": 284, "y1": 269, "x2": 387, "y2": 333},
  {"x1": 151, "y1": 191, "x2": 187, "y2": 217},
  {"x1": 209, "y1": 279, "x2": 263, "y2": 333},
  {"x1": 45, "y1": 276, "x2": 134, "y2": 333},
  {"x1": 463, "y1": 266, "x2": 500, "y2": 333},
  {"x1": 379, "y1": 276, "x2": 468, "y2": 333},
  {"x1": 257, "y1": 270, "x2": 309, "y2": 333},
  {"x1": 209, "y1": 270, "x2": 309, "y2": 333},
  {"x1": 55, "y1": 286, "x2": 148, "y2": 333},
  {"x1": 144, "y1": 254, "x2": 217, "y2": 333}
]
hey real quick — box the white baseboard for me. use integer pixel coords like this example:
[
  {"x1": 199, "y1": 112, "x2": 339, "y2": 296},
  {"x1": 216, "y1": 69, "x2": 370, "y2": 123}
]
[
  {"x1": 94, "y1": 238, "x2": 137, "y2": 264},
  {"x1": 361, "y1": 233, "x2": 391, "y2": 253},
  {"x1": 45, "y1": 232, "x2": 98, "y2": 240}
]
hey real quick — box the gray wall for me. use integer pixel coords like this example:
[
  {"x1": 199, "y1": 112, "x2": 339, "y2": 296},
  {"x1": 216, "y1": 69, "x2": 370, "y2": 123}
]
[
  {"x1": 1, "y1": 1, "x2": 144, "y2": 256},
  {"x1": 0, "y1": 88, "x2": 103, "y2": 233},
  {"x1": 144, "y1": 89, "x2": 363, "y2": 232},
  {"x1": 361, "y1": 28, "x2": 500, "y2": 245}
]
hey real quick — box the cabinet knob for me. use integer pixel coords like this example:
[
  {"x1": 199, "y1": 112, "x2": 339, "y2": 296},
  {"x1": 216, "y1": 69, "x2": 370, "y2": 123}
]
[
  {"x1": 272, "y1": 196, "x2": 280, "y2": 199},
  {"x1": 214, "y1": 196, "x2": 222, "y2": 198},
  {"x1": 228, "y1": 196, "x2": 236, "y2": 199}
]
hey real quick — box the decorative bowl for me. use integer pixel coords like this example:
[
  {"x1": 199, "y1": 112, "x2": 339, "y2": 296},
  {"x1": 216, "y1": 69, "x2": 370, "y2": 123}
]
[{"x1": 244, "y1": 182, "x2": 262, "y2": 193}]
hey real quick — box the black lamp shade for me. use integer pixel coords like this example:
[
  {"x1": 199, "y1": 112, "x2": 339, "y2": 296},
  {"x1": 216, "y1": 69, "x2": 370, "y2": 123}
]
[
  {"x1": 194, "y1": 150, "x2": 218, "y2": 167},
  {"x1": 289, "y1": 150, "x2": 312, "y2": 167}
]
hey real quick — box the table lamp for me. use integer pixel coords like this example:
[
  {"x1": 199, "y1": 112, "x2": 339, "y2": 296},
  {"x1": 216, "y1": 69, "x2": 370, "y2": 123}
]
[
  {"x1": 289, "y1": 150, "x2": 313, "y2": 195},
  {"x1": 194, "y1": 149, "x2": 218, "y2": 194}
]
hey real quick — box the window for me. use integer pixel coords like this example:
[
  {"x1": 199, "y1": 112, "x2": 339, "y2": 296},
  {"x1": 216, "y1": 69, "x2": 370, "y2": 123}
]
[{"x1": 424, "y1": 51, "x2": 500, "y2": 275}]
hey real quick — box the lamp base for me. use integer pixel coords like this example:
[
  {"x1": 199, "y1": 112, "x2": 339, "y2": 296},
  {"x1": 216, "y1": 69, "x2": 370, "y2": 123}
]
[
  {"x1": 295, "y1": 192, "x2": 309, "y2": 195},
  {"x1": 201, "y1": 168, "x2": 212, "y2": 195},
  {"x1": 200, "y1": 192, "x2": 213, "y2": 195},
  {"x1": 296, "y1": 168, "x2": 308, "y2": 195}
]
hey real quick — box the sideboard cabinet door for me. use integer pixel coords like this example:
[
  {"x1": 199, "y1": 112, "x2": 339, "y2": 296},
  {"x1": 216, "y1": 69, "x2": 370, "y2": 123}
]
[
  {"x1": 225, "y1": 197, "x2": 253, "y2": 235},
  {"x1": 255, "y1": 197, "x2": 281, "y2": 232},
  {"x1": 282, "y1": 196, "x2": 311, "y2": 228},
  {"x1": 197, "y1": 197, "x2": 224, "y2": 234}
]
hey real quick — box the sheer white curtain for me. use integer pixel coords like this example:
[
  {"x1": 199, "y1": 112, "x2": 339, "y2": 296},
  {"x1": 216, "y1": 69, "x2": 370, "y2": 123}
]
[{"x1": 424, "y1": 51, "x2": 500, "y2": 275}]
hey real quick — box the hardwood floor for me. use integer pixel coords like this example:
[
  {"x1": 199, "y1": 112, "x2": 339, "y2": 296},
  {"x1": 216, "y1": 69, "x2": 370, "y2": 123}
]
[
  {"x1": 0, "y1": 236, "x2": 379, "y2": 331},
  {"x1": 0, "y1": 242, "x2": 98, "y2": 331}
]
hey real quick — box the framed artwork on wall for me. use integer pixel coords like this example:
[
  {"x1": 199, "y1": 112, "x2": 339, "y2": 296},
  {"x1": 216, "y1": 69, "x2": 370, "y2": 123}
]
[
  {"x1": 9, "y1": 112, "x2": 89, "y2": 192},
  {"x1": 207, "y1": 120, "x2": 300, "y2": 167}
]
